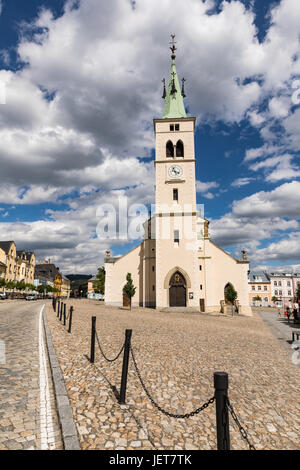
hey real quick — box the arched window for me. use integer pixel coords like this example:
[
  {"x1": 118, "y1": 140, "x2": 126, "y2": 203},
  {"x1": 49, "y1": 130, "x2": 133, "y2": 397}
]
[
  {"x1": 176, "y1": 140, "x2": 184, "y2": 158},
  {"x1": 166, "y1": 140, "x2": 174, "y2": 158}
]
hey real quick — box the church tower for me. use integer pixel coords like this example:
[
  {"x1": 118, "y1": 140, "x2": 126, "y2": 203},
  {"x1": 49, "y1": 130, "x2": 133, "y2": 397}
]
[{"x1": 154, "y1": 35, "x2": 201, "y2": 308}]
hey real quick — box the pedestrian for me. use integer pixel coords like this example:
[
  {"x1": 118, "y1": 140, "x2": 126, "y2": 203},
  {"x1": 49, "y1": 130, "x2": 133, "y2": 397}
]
[
  {"x1": 293, "y1": 307, "x2": 298, "y2": 324},
  {"x1": 278, "y1": 308, "x2": 281, "y2": 317}
]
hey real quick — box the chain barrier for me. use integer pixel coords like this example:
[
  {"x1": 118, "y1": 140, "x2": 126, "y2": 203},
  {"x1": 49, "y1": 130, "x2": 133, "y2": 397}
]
[
  {"x1": 95, "y1": 331, "x2": 125, "y2": 363},
  {"x1": 226, "y1": 397, "x2": 256, "y2": 450},
  {"x1": 130, "y1": 346, "x2": 215, "y2": 419}
]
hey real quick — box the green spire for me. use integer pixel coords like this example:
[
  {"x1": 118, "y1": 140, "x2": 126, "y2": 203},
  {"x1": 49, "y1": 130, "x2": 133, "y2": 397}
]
[{"x1": 162, "y1": 35, "x2": 187, "y2": 119}]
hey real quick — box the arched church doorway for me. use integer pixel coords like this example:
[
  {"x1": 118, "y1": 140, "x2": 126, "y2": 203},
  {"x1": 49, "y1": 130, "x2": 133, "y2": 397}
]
[{"x1": 169, "y1": 271, "x2": 186, "y2": 307}]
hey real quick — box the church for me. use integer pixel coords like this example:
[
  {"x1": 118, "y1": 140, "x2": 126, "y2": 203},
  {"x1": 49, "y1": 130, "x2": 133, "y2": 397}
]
[{"x1": 104, "y1": 37, "x2": 252, "y2": 316}]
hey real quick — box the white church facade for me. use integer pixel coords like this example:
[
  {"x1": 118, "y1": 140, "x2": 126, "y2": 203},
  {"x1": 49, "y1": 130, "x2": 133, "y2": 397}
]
[{"x1": 105, "y1": 39, "x2": 252, "y2": 316}]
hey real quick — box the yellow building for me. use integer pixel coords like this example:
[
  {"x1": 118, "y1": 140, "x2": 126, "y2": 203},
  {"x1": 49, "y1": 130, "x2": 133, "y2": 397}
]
[
  {"x1": 54, "y1": 273, "x2": 71, "y2": 298},
  {"x1": 16, "y1": 251, "x2": 36, "y2": 284},
  {"x1": 0, "y1": 241, "x2": 17, "y2": 282}
]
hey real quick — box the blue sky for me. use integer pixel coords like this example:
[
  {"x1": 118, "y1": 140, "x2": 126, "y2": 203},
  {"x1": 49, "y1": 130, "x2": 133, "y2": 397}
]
[{"x1": 0, "y1": 0, "x2": 299, "y2": 273}]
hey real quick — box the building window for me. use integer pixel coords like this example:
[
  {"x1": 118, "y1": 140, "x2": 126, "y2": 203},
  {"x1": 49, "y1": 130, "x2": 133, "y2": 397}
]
[
  {"x1": 173, "y1": 188, "x2": 178, "y2": 201},
  {"x1": 279, "y1": 290, "x2": 282, "y2": 295},
  {"x1": 264, "y1": 297, "x2": 268, "y2": 302},
  {"x1": 274, "y1": 281, "x2": 277, "y2": 286},
  {"x1": 287, "y1": 281, "x2": 291, "y2": 287},
  {"x1": 258, "y1": 286, "x2": 261, "y2": 290},
  {"x1": 288, "y1": 290, "x2": 291, "y2": 296},
  {"x1": 278, "y1": 281, "x2": 282, "y2": 286},
  {"x1": 152, "y1": 285, "x2": 155, "y2": 291},
  {"x1": 252, "y1": 286, "x2": 255, "y2": 290},
  {"x1": 166, "y1": 140, "x2": 174, "y2": 158},
  {"x1": 175, "y1": 124, "x2": 179, "y2": 131},
  {"x1": 200, "y1": 284, "x2": 202, "y2": 290},
  {"x1": 170, "y1": 124, "x2": 174, "y2": 131},
  {"x1": 176, "y1": 140, "x2": 184, "y2": 158},
  {"x1": 152, "y1": 266, "x2": 155, "y2": 272},
  {"x1": 199, "y1": 265, "x2": 202, "y2": 271},
  {"x1": 264, "y1": 286, "x2": 267, "y2": 291},
  {"x1": 174, "y1": 230, "x2": 179, "y2": 243},
  {"x1": 275, "y1": 290, "x2": 278, "y2": 295}
]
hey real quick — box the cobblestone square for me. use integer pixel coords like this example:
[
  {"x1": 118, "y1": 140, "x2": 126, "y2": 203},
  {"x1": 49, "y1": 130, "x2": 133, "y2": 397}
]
[{"x1": 46, "y1": 300, "x2": 300, "y2": 450}]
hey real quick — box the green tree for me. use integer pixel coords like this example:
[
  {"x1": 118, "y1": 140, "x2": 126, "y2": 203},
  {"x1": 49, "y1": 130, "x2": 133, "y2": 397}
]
[
  {"x1": 224, "y1": 283, "x2": 238, "y2": 304},
  {"x1": 123, "y1": 273, "x2": 136, "y2": 309},
  {"x1": 6, "y1": 281, "x2": 16, "y2": 290},
  {"x1": 16, "y1": 281, "x2": 26, "y2": 291},
  {"x1": 272, "y1": 296, "x2": 278, "y2": 303},
  {"x1": 0, "y1": 278, "x2": 5, "y2": 289},
  {"x1": 93, "y1": 266, "x2": 105, "y2": 295},
  {"x1": 253, "y1": 295, "x2": 262, "y2": 302}
]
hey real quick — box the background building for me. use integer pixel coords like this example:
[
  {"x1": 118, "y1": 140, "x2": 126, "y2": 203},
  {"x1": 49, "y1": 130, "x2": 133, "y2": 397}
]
[
  {"x1": 35, "y1": 259, "x2": 70, "y2": 298},
  {"x1": 248, "y1": 271, "x2": 272, "y2": 306},
  {"x1": 0, "y1": 241, "x2": 36, "y2": 284}
]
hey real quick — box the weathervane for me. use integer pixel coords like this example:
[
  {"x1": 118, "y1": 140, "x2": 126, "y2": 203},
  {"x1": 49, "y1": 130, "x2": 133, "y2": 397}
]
[{"x1": 169, "y1": 33, "x2": 177, "y2": 60}]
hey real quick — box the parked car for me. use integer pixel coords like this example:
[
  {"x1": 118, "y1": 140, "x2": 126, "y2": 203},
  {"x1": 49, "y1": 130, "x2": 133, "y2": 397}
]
[
  {"x1": 0, "y1": 292, "x2": 6, "y2": 300},
  {"x1": 26, "y1": 294, "x2": 37, "y2": 301}
]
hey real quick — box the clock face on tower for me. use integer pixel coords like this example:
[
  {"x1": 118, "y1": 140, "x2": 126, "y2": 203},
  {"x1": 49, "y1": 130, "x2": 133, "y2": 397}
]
[{"x1": 168, "y1": 165, "x2": 183, "y2": 179}]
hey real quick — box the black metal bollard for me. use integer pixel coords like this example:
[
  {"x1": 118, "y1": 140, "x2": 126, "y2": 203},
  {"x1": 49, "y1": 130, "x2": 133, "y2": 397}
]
[
  {"x1": 59, "y1": 302, "x2": 63, "y2": 321},
  {"x1": 68, "y1": 306, "x2": 73, "y2": 333},
  {"x1": 119, "y1": 329, "x2": 132, "y2": 404},
  {"x1": 63, "y1": 303, "x2": 66, "y2": 326},
  {"x1": 90, "y1": 316, "x2": 96, "y2": 363},
  {"x1": 214, "y1": 372, "x2": 230, "y2": 450},
  {"x1": 57, "y1": 300, "x2": 60, "y2": 317}
]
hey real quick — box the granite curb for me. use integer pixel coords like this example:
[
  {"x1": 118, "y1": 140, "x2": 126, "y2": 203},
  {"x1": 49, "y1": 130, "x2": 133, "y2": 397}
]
[{"x1": 43, "y1": 307, "x2": 81, "y2": 450}]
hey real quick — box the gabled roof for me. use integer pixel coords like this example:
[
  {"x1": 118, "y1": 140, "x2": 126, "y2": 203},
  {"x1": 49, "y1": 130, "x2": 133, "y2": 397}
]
[{"x1": 0, "y1": 241, "x2": 15, "y2": 254}]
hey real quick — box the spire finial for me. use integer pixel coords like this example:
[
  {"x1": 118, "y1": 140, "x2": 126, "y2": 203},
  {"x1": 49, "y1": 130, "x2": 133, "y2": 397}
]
[{"x1": 169, "y1": 33, "x2": 177, "y2": 60}]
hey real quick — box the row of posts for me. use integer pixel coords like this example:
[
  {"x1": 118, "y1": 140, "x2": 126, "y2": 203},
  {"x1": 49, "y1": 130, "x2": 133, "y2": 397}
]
[
  {"x1": 52, "y1": 297, "x2": 73, "y2": 333},
  {"x1": 89, "y1": 316, "x2": 230, "y2": 450}
]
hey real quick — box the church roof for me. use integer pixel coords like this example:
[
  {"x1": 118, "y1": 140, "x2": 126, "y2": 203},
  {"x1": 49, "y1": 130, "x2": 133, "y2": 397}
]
[{"x1": 162, "y1": 35, "x2": 187, "y2": 119}]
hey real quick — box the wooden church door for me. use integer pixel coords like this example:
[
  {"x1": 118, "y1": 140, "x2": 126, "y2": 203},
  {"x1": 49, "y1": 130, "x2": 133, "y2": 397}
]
[{"x1": 169, "y1": 271, "x2": 186, "y2": 307}]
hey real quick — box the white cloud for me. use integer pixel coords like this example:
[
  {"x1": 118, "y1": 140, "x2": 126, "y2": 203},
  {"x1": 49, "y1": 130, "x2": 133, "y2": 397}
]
[
  {"x1": 231, "y1": 177, "x2": 255, "y2": 188},
  {"x1": 232, "y1": 181, "x2": 300, "y2": 219}
]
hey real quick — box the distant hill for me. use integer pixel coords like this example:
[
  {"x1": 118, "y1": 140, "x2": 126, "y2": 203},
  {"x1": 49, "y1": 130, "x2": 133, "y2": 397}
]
[{"x1": 66, "y1": 274, "x2": 93, "y2": 281}]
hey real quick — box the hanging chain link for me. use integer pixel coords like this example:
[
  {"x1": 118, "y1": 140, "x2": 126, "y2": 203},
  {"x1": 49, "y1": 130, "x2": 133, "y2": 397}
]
[
  {"x1": 130, "y1": 346, "x2": 215, "y2": 419},
  {"x1": 95, "y1": 331, "x2": 125, "y2": 363},
  {"x1": 226, "y1": 397, "x2": 256, "y2": 450}
]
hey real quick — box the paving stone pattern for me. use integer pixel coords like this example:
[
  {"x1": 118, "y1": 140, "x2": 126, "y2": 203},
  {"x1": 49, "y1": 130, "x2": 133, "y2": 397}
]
[
  {"x1": 0, "y1": 301, "x2": 63, "y2": 450},
  {"x1": 46, "y1": 300, "x2": 300, "y2": 450}
]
